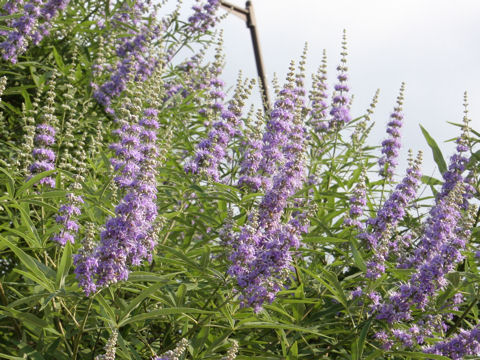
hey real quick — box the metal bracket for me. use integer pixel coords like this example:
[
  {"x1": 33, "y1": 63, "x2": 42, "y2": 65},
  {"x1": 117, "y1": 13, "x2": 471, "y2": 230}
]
[{"x1": 219, "y1": 1, "x2": 271, "y2": 113}]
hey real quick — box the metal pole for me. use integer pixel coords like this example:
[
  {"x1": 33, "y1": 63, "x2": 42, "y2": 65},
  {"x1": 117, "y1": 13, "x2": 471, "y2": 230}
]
[{"x1": 219, "y1": 1, "x2": 271, "y2": 113}]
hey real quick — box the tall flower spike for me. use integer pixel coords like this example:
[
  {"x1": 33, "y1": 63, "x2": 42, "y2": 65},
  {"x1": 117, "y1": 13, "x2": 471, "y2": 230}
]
[
  {"x1": 222, "y1": 340, "x2": 239, "y2": 360},
  {"x1": 344, "y1": 168, "x2": 367, "y2": 230},
  {"x1": 73, "y1": 222, "x2": 98, "y2": 296},
  {"x1": 359, "y1": 150, "x2": 422, "y2": 279},
  {"x1": 229, "y1": 60, "x2": 307, "y2": 311},
  {"x1": 29, "y1": 73, "x2": 58, "y2": 188},
  {"x1": 95, "y1": 329, "x2": 118, "y2": 360},
  {"x1": 52, "y1": 193, "x2": 84, "y2": 246},
  {"x1": 185, "y1": 73, "x2": 253, "y2": 181},
  {"x1": 76, "y1": 67, "x2": 165, "y2": 294},
  {"x1": 153, "y1": 338, "x2": 189, "y2": 360},
  {"x1": 258, "y1": 60, "x2": 297, "y2": 183},
  {"x1": 328, "y1": 30, "x2": 351, "y2": 129},
  {"x1": 237, "y1": 108, "x2": 266, "y2": 191},
  {"x1": 93, "y1": 2, "x2": 162, "y2": 113},
  {"x1": 309, "y1": 49, "x2": 329, "y2": 132},
  {"x1": 378, "y1": 83, "x2": 405, "y2": 179},
  {"x1": 437, "y1": 91, "x2": 475, "y2": 208},
  {"x1": 17, "y1": 92, "x2": 40, "y2": 174},
  {"x1": 351, "y1": 89, "x2": 379, "y2": 150},
  {"x1": 188, "y1": 0, "x2": 220, "y2": 33},
  {"x1": 376, "y1": 183, "x2": 474, "y2": 326}
]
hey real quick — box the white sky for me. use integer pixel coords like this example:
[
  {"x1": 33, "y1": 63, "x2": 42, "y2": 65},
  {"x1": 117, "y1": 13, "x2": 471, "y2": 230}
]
[{"x1": 171, "y1": 0, "x2": 480, "y2": 179}]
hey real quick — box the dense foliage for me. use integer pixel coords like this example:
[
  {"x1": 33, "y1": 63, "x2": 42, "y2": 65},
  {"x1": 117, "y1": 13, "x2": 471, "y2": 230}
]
[{"x1": 0, "y1": 1, "x2": 479, "y2": 359}]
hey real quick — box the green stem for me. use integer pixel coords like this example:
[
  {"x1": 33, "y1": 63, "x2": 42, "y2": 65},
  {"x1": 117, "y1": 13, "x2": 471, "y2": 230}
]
[{"x1": 73, "y1": 296, "x2": 94, "y2": 360}]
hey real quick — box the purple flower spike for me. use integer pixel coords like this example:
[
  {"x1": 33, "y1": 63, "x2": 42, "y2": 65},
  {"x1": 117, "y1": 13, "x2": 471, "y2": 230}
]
[
  {"x1": 436, "y1": 92, "x2": 476, "y2": 209},
  {"x1": 378, "y1": 83, "x2": 405, "y2": 179},
  {"x1": 358, "y1": 151, "x2": 422, "y2": 279},
  {"x1": 0, "y1": 0, "x2": 71, "y2": 63},
  {"x1": 52, "y1": 193, "x2": 84, "y2": 246},
  {"x1": 424, "y1": 326, "x2": 480, "y2": 360},
  {"x1": 76, "y1": 98, "x2": 161, "y2": 294},
  {"x1": 258, "y1": 61, "x2": 298, "y2": 183},
  {"x1": 229, "y1": 60, "x2": 308, "y2": 311},
  {"x1": 188, "y1": 0, "x2": 220, "y2": 33},
  {"x1": 29, "y1": 77, "x2": 57, "y2": 188},
  {"x1": 93, "y1": 2, "x2": 161, "y2": 111},
  {"x1": 186, "y1": 73, "x2": 250, "y2": 181},
  {"x1": 344, "y1": 170, "x2": 367, "y2": 230},
  {"x1": 376, "y1": 183, "x2": 474, "y2": 325},
  {"x1": 328, "y1": 30, "x2": 351, "y2": 130}
]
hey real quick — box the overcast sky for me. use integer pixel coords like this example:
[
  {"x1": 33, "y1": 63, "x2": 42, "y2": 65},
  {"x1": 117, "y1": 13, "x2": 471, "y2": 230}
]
[{"x1": 172, "y1": 0, "x2": 480, "y2": 179}]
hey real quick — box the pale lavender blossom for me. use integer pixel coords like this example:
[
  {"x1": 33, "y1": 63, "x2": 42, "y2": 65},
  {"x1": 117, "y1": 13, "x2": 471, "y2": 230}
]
[
  {"x1": 376, "y1": 183, "x2": 474, "y2": 325},
  {"x1": 228, "y1": 61, "x2": 307, "y2": 311},
  {"x1": 344, "y1": 170, "x2": 367, "y2": 230},
  {"x1": 75, "y1": 100, "x2": 160, "y2": 294},
  {"x1": 358, "y1": 151, "x2": 422, "y2": 279},
  {"x1": 424, "y1": 327, "x2": 480, "y2": 359},
  {"x1": 328, "y1": 30, "x2": 351, "y2": 129},
  {"x1": 93, "y1": 1, "x2": 161, "y2": 113},
  {"x1": 52, "y1": 193, "x2": 83, "y2": 245},
  {"x1": 0, "y1": 0, "x2": 71, "y2": 63},
  {"x1": 188, "y1": 0, "x2": 220, "y2": 32},
  {"x1": 378, "y1": 83, "x2": 405, "y2": 179}
]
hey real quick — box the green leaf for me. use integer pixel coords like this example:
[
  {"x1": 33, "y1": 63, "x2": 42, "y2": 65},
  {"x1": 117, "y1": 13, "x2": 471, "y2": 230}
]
[
  {"x1": 120, "y1": 282, "x2": 165, "y2": 320},
  {"x1": 0, "y1": 353, "x2": 25, "y2": 360},
  {"x1": 235, "y1": 321, "x2": 333, "y2": 339},
  {"x1": 56, "y1": 241, "x2": 72, "y2": 289},
  {"x1": 350, "y1": 238, "x2": 366, "y2": 272},
  {"x1": 0, "y1": 235, "x2": 54, "y2": 292},
  {"x1": 389, "y1": 351, "x2": 450, "y2": 359},
  {"x1": 351, "y1": 317, "x2": 372, "y2": 360},
  {"x1": 420, "y1": 125, "x2": 447, "y2": 175},
  {"x1": 118, "y1": 307, "x2": 214, "y2": 327},
  {"x1": 16, "y1": 170, "x2": 56, "y2": 197}
]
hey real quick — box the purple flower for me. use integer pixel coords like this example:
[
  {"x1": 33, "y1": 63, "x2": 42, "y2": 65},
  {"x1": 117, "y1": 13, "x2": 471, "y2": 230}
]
[
  {"x1": 29, "y1": 83, "x2": 57, "y2": 187},
  {"x1": 228, "y1": 62, "x2": 308, "y2": 311},
  {"x1": 378, "y1": 83, "x2": 405, "y2": 179},
  {"x1": 436, "y1": 104, "x2": 475, "y2": 209},
  {"x1": 188, "y1": 0, "x2": 220, "y2": 33},
  {"x1": 358, "y1": 151, "x2": 422, "y2": 279},
  {"x1": 0, "y1": 0, "x2": 71, "y2": 63},
  {"x1": 52, "y1": 193, "x2": 84, "y2": 246},
  {"x1": 344, "y1": 170, "x2": 367, "y2": 230},
  {"x1": 376, "y1": 182, "x2": 474, "y2": 325},
  {"x1": 75, "y1": 100, "x2": 160, "y2": 294},
  {"x1": 257, "y1": 62, "x2": 298, "y2": 183},
  {"x1": 328, "y1": 31, "x2": 351, "y2": 129},
  {"x1": 237, "y1": 136, "x2": 265, "y2": 192},
  {"x1": 93, "y1": 2, "x2": 161, "y2": 112},
  {"x1": 424, "y1": 327, "x2": 480, "y2": 360},
  {"x1": 185, "y1": 70, "x2": 251, "y2": 181}
]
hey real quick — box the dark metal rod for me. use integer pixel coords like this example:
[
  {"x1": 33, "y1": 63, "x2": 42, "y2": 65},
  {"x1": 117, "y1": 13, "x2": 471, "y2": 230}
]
[
  {"x1": 219, "y1": 1, "x2": 271, "y2": 113},
  {"x1": 245, "y1": 1, "x2": 271, "y2": 113}
]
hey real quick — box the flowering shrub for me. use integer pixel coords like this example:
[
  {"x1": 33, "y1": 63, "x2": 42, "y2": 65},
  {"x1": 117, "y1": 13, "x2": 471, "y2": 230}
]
[{"x1": 0, "y1": 0, "x2": 479, "y2": 359}]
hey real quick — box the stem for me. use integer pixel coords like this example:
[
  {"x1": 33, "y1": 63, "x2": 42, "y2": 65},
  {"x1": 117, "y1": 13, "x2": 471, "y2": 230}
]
[
  {"x1": 446, "y1": 295, "x2": 479, "y2": 337},
  {"x1": 73, "y1": 296, "x2": 94, "y2": 360},
  {"x1": 0, "y1": 281, "x2": 22, "y2": 339}
]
